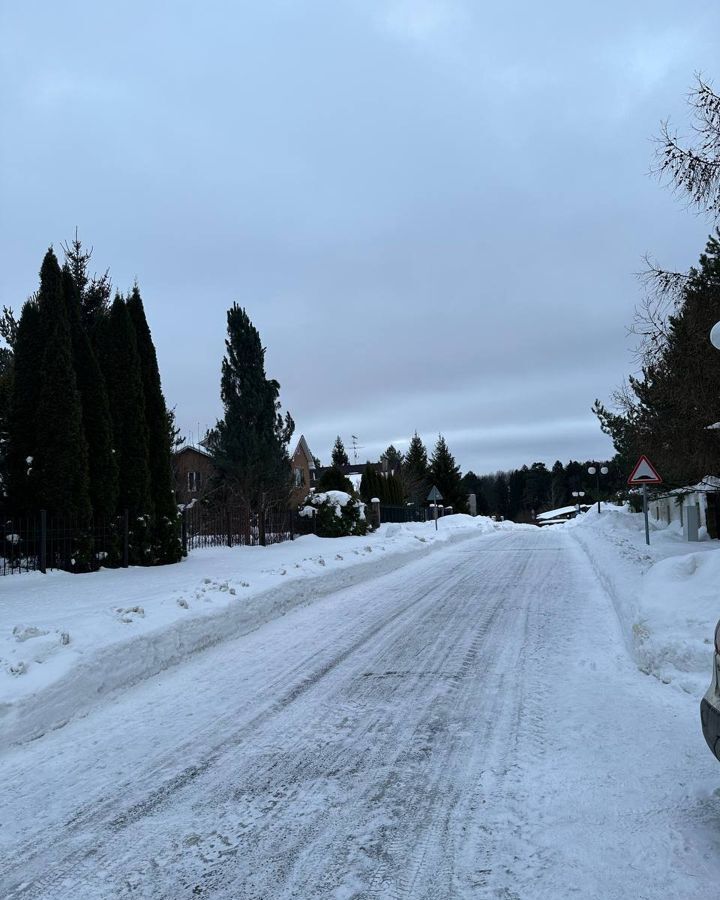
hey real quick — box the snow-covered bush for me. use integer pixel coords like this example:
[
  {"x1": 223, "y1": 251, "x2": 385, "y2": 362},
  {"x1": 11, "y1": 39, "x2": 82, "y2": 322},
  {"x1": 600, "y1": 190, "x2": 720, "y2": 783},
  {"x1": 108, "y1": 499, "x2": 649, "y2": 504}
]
[{"x1": 299, "y1": 490, "x2": 369, "y2": 537}]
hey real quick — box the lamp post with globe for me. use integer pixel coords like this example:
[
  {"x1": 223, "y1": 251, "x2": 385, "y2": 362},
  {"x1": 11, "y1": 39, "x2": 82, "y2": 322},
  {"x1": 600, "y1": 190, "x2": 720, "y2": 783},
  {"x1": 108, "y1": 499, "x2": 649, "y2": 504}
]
[{"x1": 588, "y1": 465, "x2": 609, "y2": 514}]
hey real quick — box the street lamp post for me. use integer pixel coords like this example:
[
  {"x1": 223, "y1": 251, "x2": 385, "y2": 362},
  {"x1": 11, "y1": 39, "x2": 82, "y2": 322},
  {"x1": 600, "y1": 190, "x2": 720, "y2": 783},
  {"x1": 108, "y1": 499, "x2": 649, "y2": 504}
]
[
  {"x1": 587, "y1": 465, "x2": 609, "y2": 514},
  {"x1": 571, "y1": 490, "x2": 586, "y2": 515}
]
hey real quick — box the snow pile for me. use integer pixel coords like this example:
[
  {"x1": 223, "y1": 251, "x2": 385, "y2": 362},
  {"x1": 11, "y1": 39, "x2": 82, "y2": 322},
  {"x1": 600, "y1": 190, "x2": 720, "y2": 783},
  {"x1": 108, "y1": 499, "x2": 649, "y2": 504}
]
[
  {"x1": 566, "y1": 505, "x2": 719, "y2": 694},
  {"x1": 302, "y1": 490, "x2": 361, "y2": 518},
  {"x1": 0, "y1": 514, "x2": 518, "y2": 749}
]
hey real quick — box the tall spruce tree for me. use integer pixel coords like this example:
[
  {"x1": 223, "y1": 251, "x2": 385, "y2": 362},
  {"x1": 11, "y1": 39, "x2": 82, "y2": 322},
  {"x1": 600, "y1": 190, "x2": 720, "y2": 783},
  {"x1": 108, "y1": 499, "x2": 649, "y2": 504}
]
[
  {"x1": 31, "y1": 249, "x2": 92, "y2": 520},
  {"x1": 404, "y1": 432, "x2": 429, "y2": 505},
  {"x1": 596, "y1": 231, "x2": 720, "y2": 485},
  {"x1": 61, "y1": 265, "x2": 118, "y2": 518},
  {"x1": 5, "y1": 299, "x2": 44, "y2": 512},
  {"x1": 359, "y1": 462, "x2": 383, "y2": 503},
  {"x1": 96, "y1": 294, "x2": 152, "y2": 517},
  {"x1": 208, "y1": 304, "x2": 294, "y2": 519},
  {"x1": 380, "y1": 444, "x2": 403, "y2": 474},
  {"x1": 429, "y1": 434, "x2": 468, "y2": 513},
  {"x1": 127, "y1": 285, "x2": 180, "y2": 561},
  {"x1": 331, "y1": 436, "x2": 349, "y2": 467},
  {"x1": 63, "y1": 233, "x2": 112, "y2": 334}
]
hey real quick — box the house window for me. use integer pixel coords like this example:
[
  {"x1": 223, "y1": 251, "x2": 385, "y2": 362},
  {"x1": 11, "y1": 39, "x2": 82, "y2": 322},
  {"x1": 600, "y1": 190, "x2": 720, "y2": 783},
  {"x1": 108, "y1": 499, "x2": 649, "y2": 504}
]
[
  {"x1": 294, "y1": 467, "x2": 303, "y2": 487},
  {"x1": 187, "y1": 471, "x2": 202, "y2": 493}
]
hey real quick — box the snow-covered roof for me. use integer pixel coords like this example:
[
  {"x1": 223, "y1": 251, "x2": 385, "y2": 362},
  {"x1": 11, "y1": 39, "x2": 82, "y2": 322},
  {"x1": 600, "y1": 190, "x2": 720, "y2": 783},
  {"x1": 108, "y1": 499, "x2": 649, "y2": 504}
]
[
  {"x1": 173, "y1": 444, "x2": 213, "y2": 460},
  {"x1": 536, "y1": 505, "x2": 588, "y2": 521}
]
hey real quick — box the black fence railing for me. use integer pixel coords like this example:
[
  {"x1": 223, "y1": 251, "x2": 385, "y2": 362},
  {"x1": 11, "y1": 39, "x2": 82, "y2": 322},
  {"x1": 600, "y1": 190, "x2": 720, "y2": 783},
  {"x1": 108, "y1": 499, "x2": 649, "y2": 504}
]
[
  {"x1": 0, "y1": 502, "x2": 441, "y2": 576},
  {"x1": 181, "y1": 505, "x2": 315, "y2": 551},
  {"x1": 0, "y1": 506, "x2": 318, "y2": 576},
  {"x1": 378, "y1": 505, "x2": 429, "y2": 524},
  {"x1": 0, "y1": 513, "x2": 129, "y2": 576}
]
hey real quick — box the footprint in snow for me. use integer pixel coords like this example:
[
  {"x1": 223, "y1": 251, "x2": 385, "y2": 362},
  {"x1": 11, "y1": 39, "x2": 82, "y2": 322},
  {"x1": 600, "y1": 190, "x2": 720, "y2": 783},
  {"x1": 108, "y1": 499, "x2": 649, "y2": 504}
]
[{"x1": 115, "y1": 606, "x2": 145, "y2": 623}]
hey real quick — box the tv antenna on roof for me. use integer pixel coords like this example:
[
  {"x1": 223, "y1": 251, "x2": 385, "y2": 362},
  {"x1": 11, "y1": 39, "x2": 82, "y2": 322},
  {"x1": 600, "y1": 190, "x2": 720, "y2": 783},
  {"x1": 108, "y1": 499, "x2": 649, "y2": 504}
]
[{"x1": 351, "y1": 435, "x2": 363, "y2": 463}]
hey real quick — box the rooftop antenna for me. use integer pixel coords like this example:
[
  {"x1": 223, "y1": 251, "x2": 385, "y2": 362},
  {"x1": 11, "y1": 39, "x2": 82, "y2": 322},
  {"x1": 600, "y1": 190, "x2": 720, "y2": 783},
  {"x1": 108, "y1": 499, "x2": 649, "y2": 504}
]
[{"x1": 351, "y1": 434, "x2": 363, "y2": 463}]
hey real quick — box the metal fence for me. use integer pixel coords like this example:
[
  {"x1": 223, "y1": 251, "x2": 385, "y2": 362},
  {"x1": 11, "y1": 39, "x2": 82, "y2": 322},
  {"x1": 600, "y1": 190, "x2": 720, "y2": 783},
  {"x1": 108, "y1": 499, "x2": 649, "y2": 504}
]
[
  {"x1": 0, "y1": 505, "x2": 317, "y2": 576},
  {"x1": 378, "y1": 504, "x2": 428, "y2": 524},
  {"x1": 0, "y1": 512, "x2": 128, "y2": 576},
  {"x1": 0, "y1": 502, "x2": 439, "y2": 576},
  {"x1": 181, "y1": 504, "x2": 315, "y2": 551}
]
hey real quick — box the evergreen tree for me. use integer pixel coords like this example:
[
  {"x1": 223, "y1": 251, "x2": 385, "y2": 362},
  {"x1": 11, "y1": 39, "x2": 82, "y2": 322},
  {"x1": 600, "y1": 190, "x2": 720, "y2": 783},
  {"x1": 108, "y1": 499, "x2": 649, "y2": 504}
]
[
  {"x1": 384, "y1": 472, "x2": 405, "y2": 505},
  {"x1": 331, "y1": 436, "x2": 349, "y2": 467},
  {"x1": 429, "y1": 434, "x2": 468, "y2": 513},
  {"x1": 317, "y1": 465, "x2": 355, "y2": 494},
  {"x1": 96, "y1": 294, "x2": 152, "y2": 517},
  {"x1": 207, "y1": 304, "x2": 294, "y2": 523},
  {"x1": 550, "y1": 460, "x2": 566, "y2": 509},
  {"x1": 127, "y1": 285, "x2": 180, "y2": 561},
  {"x1": 380, "y1": 444, "x2": 403, "y2": 474},
  {"x1": 360, "y1": 462, "x2": 383, "y2": 503},
  {"x1": 31, "y1": 249, "x2": 92, "y2": 520},
  {"x1": 404, "y1": 432, "x2": 429, "y2": 505},
  {"x1": 62, "y1": 233, "x2": 112, "y2": 333},
  {"x1": 523, "y1": 462, "x2": 551, "y2": 513},
  {"x1": 61, "y1": 265, "x2": 118, "y2": 518},
  {"x1": 34, "y1": 319, "x2": 92, "y2": 521},
  {"x1": 492, "y1": 472, "x2": 510, "y2": 519},
  {"x1": 0, "y1": 346, "x2": 12, "y2": 493},
  {"x1": 5, "y1": 299, "x2": 44, "y2": 512},
  {"x1": 595, "y1": 231, "x2": 720, "y2": 485}
]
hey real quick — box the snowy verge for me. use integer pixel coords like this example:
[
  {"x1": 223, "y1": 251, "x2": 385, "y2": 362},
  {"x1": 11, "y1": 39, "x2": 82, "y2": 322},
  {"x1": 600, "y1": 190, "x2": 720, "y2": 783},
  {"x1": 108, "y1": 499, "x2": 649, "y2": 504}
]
[
  {"x1": 566, "y1": 505, "x2": 719, "y2": 696},
  {"x1": 0, "y1": 515, "x2": 520, "y2": 750}
]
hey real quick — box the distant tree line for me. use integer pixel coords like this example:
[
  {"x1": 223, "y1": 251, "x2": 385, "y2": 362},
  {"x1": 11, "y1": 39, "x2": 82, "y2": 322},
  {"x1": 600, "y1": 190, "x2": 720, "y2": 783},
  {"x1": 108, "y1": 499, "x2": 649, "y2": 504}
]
[
  {"x1": 594, "y1": 76, "x2": 720, "y2": 488},
  {"x1": 460, "y1": 459, "x2": 621, "y2": 523},
  {"x1": 0, "y1": 238, "x2": 181, "y2": 564},
  {"x1": 316, "y1": 432, "x2": 469, "y2": 513}
]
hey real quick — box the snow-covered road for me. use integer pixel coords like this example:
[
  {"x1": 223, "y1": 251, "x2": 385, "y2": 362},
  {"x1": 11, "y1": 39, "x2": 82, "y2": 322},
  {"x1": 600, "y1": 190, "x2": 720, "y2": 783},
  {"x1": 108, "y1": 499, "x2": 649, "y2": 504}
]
[{"x1": 2, "y1": 528, "x2": 719, "y2": 899}]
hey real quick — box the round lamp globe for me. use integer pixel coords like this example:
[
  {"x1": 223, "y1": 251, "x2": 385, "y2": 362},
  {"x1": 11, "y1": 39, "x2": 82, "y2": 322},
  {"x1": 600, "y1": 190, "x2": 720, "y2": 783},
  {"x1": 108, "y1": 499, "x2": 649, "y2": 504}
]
[{"x1": 710, "y1": 321, "x2": 720, "y2": 350}]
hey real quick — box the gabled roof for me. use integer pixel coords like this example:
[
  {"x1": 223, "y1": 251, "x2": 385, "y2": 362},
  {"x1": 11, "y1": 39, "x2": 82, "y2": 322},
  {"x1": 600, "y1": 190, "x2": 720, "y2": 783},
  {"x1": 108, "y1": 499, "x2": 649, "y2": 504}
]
[
  {"x1": 172, "y1": 444, "x2": 213, "y2": 460},
  {"x1": 291, "y1": 434, "x2": 315, "y2": 468}
]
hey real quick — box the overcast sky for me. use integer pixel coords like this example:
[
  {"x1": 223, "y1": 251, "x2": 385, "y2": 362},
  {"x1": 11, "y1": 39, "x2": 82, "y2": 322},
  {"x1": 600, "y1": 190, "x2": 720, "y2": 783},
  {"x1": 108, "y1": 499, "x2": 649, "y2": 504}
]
[{"x1": 1, "y1": 1, "x2": 719, "y2": 474}]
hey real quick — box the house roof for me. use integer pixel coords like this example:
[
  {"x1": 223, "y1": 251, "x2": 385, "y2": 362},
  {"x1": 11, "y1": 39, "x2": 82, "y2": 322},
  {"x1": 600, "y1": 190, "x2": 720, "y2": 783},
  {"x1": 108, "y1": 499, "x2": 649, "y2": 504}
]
[
  {"x1": 172, "y1": 444, "x2": 213, "y2": 460},
  {"x1": 291, "y1": 434, "x2": 315, "y2": 468}
]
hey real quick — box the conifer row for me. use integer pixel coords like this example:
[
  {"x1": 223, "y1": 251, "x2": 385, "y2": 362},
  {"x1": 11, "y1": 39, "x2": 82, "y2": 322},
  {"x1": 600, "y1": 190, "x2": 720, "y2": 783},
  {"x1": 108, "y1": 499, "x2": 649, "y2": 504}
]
[{"x1": 1, "y1": 243, "x2": 180, "y2": 564}]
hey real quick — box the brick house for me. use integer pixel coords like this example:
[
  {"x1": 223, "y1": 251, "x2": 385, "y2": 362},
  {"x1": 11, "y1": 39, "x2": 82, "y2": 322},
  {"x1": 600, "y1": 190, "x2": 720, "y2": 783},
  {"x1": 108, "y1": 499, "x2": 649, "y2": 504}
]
[
  {"x1": 174, "y1": 435, "x2": 318, "y2": 509},
  {"x1": 290, "y1": 434, "x2": 318, "y2": 507},
  {"x1": 172, "y1": 444, "x2": 218, "y2": 507}
]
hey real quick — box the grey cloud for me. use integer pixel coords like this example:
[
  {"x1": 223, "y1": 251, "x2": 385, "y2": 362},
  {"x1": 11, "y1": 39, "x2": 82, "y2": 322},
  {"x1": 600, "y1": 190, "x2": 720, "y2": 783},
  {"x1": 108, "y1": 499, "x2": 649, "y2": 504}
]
[{"x1": 1, "y1": 0, "x2": 718, "y2": 474}]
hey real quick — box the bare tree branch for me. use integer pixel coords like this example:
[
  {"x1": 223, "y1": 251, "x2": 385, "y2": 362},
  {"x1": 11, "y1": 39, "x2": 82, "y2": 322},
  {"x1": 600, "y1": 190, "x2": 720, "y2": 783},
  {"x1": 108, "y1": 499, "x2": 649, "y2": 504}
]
[{"x1": 652, "y1": 75, "x2": 720, "y2": 218}]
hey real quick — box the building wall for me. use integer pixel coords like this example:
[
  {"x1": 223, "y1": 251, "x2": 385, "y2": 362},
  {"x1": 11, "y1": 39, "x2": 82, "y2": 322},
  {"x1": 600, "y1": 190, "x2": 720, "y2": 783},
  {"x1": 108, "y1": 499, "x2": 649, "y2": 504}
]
[
  {"x1": 290, "y1": 443, "x2": 316, "y2": 508},
  {"x1": 173, "y1": 448, "x2": 218, "y2": 507}
]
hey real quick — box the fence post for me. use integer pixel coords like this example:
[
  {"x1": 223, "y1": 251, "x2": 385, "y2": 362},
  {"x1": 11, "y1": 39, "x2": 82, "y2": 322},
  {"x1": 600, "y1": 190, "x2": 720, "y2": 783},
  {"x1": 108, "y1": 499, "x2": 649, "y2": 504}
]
[
  {"x1": 371, "y1": 497, "x2": 381, "y2": 530},
  {"x1": 39, "y1": 509, "x2": 47, "y2": 574},
  {"x1": 123, "y1": 509, "x2": 129, "y2": 568},
  {"x1": 226, "y1": 507, "x2": 232, "y2": 548},
  {"x1": 181, "y1": 508, "x2": 188, "y2": 556},
  {"x1": 290, "y1": 510, "x2": 295, "y2": 541}
]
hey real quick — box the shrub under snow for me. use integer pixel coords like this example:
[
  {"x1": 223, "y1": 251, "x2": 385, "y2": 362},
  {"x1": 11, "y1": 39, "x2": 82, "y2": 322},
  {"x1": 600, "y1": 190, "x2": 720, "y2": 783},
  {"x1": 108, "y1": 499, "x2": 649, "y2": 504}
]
[{"x1": 300, "y1": 490, "x2": 369, "y2": 538}]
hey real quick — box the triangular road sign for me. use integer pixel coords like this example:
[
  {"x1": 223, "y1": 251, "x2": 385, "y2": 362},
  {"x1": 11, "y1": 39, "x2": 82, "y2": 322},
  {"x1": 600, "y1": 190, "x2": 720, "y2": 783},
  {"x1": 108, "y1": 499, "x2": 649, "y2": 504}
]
[
  {"x1": 628, "y1": 455, "x2": 662, "y2": 485},
  {"x1": 427, "y1": 485, "x2": 443, "y2": 502}
]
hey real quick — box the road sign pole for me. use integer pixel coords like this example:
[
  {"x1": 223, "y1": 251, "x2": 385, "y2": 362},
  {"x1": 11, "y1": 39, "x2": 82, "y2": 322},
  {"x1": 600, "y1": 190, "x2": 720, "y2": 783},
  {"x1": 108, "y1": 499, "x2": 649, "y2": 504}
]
[
  {"x1": 434, "y1": 503, "x2": 438, "y2": 531},
  {"x1": 643, "y1": 484, "x2": 650, "y2": 546}
]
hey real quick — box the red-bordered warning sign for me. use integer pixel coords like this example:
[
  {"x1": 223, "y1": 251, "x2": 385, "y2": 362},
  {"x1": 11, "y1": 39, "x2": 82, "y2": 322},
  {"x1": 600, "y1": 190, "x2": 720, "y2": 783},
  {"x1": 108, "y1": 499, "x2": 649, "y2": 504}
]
[{"x1": 628, "y1": 455, "x2": 662, "y2": 485}]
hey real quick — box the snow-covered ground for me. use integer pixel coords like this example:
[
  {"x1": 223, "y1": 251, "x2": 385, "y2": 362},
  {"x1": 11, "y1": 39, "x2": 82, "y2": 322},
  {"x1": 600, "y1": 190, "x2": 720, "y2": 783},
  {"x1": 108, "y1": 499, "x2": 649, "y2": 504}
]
[
  {"x1": 1, "y1": 510, "x2": 719, "y2": 899},
  {"x1": 566, "y1": 504, "x2": 720, "y2": 696},
  {"x1": 0, "y1": 514, "x2": 513, "y2": 750}
]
